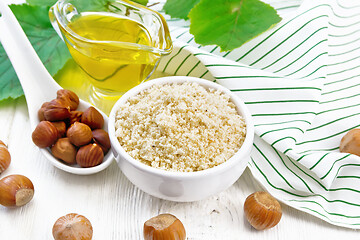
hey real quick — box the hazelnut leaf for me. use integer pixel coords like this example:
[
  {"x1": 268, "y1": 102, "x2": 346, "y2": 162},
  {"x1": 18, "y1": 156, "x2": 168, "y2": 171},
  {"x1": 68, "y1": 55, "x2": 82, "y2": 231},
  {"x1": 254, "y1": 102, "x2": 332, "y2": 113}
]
[
  {"x1": 0, "y1": 4, "x2": 71, "y2": 101},
  {"x1": 26, "y1": 0, "x2": 57, "y2": 6},
  {"x1": 188, "y1": 0, "x2": 282, "y2": 51},
  {"x1": 163, "y1": 0, "x2": 200, "y2": 20}
]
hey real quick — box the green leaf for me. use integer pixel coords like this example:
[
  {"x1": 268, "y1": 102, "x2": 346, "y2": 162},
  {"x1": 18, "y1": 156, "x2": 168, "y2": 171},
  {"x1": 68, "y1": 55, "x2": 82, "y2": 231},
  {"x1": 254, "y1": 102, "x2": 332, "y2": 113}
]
[
  {"x1": 0, "y1": 4, "x2": 71, "y2": 101},
  {"x1": 0, "y1": 45, "x2": 24, "y2": 100},
  {"x1": 189, "y1": 0, "x2": 282, "y2": 51},
  {"x1": 26, "y1": 0, "x2": 57, "y2": 6},
  {"x1": 163, "y1": 0, "x2": 200, "y2": 20},
  {"x1": 132, "y1": 0, "x2": 148, "y2": 6}
]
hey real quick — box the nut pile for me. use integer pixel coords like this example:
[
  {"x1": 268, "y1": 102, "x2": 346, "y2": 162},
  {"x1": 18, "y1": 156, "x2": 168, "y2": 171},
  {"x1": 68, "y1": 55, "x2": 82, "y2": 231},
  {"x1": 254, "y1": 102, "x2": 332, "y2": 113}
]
[{"x1": 32, "y1": 89, "x2": 110, "y2": 168}]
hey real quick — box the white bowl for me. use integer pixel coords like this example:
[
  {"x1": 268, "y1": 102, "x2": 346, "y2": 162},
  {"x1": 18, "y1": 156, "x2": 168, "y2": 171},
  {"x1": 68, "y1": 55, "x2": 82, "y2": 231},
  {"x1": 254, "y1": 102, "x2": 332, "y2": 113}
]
[{"x1": 108, "y1": 76, "x2": 254, "y2": 202}]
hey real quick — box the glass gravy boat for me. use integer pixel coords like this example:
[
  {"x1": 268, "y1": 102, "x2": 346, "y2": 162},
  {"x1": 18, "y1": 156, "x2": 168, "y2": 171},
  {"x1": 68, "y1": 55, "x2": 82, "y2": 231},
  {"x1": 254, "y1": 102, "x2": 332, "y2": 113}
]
[{"x1": 49, "y1": 0, "x2": 173, "y2": 114}]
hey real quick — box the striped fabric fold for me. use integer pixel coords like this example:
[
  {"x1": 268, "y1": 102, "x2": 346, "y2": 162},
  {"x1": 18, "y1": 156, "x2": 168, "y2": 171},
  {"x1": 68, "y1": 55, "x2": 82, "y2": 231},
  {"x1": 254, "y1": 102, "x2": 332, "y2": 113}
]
[{"x1": 155, "y1": 0, "x2": 360, "y2": 228}]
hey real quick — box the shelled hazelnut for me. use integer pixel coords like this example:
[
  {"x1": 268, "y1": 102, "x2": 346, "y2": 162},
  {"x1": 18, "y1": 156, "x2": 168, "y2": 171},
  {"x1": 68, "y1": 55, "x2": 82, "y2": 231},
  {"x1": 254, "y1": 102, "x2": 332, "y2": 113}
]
[
  {"x1": 44, "y1": 99, "x2": 71, "y2": 121},
  {"x1": 52, "y1": 121, "x2": 67, "y2": 138},
  {"x1": 51, "y1": 138, "x2": 77, "y2": 165},
  {"x1": 69, "y1": 111, "x2": 83, "y2": 125},
  {"x1": 31, "y1": 89, "x2": 110, "y2": 168},
  {"x1": 81, "y1": 106, "x2": 104, "y2": 130},
  {"x1": 67, "y1": 122, "x2": 93, "y2": 147},
  {"x1": 38, "y1": 102, "x2": 49, "y2": 122},
  {"x1": 76, "y1": 143, "x2": 104, "y2": 168},
  {"x1": 32, "y1": 121, "x2": 59, "y2": 148},
  {"x1": 57, "y1": 89, "x2": 79, "y2": 111},
  {"x1": 92, "y1": 129, "x2": 111, "y2": 154}
]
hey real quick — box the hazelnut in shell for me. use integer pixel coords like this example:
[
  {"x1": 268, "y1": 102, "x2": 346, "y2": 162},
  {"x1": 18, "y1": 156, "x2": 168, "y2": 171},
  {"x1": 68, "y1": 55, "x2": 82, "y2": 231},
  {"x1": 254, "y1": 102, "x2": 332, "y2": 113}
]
[
  {"x1": 92, "y1": 129, "x2": 111, "y2": 154},
  {"x1": 144, "y1": 213, "x2": 186, "y2": 240},
  {"x1": 81, "y1": 106, "x2": 104, "y2": 130},
  {"x1": 0, "y1": 174, "x2": 34, "y2": 207},
  {"x1": 51, "y1": 138, "x2": 77, "y2": 165},
  {"x1": 32, "y1": 121, "x2": 59, "y2": 148},
  {"x1": 76, "y1": 143, "x2": 103, "y2": 168},
  {"x1": 44, "y1": 98, "x2": 71, "y2": 121},
  {"x1": 57, "y1": 89, "x2": 79, "y2": 111},
  {"x1": 244, "y1": 191, "x2": 282, "y2": 230},
  {"x1": 52, "y1": 213, "x2": 93, "y2": 240},
  {"x1": 0, "y1": 141, "x2": 11, "y2": 174},
  {"x1": 67, "y1": 122, "x2": 93, "y2": 147},
  {"x1": 340, "y1": 129, "x2": 360, "y2": 156}
]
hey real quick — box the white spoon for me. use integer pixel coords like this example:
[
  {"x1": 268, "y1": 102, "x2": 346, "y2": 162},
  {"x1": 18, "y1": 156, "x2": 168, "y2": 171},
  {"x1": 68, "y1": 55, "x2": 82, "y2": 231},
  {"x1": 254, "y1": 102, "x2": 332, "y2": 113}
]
[{"x1": 0, "y1": 1, "x2": 113, "y2": 175}]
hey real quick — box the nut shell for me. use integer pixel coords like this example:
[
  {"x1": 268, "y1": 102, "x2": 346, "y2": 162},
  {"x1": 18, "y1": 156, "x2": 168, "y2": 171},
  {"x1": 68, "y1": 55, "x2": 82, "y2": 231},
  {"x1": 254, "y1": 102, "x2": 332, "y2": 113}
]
[
  {"x1": 76, "y1": 143, "x2": 103, "y2": 168},
  {"x1": 0, "y1": 174, "x2": 34, "y2": 207},
  {"x1": 32, "y1": 121, "x2": 59, "y2": 148},
  {"x1": 92, "y1": 129, "x2": 111, "y2": 154},
  {"x1": 340, "y1": 129, "x2": 360, "y2": 156},
  {"x1": 57, "y1": 89, "x2": 79, "y2": 111},
  {"x1": 52, "y1": 213, "x2": 93, "y2": 240},
  {"x1": 144, "y1": 214, "x2": 186, "y2": 240},
  {"x1": 81, "y1": 106, "x2": 104, "y2": 130},
  {"x1": 51, "y1": 138, "x2": 77, "y2": 165},
  {"x1": 44, "y1": 99, "x2": 71, "y2": 121},
  {"x1": 244, "y1": 191, "x2": 282, "y2": 230},
  {"x1": 0, "y1": 141, "x2": 11, "y2": 174},
  {"x1": 67, "y1": 122, "x2": 93, "y2": 147}
]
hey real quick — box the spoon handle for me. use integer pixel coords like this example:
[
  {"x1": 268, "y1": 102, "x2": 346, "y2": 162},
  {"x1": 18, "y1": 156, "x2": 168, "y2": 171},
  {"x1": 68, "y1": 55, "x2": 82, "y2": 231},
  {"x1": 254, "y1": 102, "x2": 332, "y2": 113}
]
[{"x1": 0, "y1": 1, "x2": 61, "y2": 129}]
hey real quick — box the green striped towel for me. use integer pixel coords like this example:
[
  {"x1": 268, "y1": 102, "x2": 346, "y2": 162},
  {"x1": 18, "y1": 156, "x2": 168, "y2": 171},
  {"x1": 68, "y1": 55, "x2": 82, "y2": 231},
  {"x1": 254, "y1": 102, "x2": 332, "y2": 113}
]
[{"x1": 155, "y1": 0, "x2": 360, "y2": 229}]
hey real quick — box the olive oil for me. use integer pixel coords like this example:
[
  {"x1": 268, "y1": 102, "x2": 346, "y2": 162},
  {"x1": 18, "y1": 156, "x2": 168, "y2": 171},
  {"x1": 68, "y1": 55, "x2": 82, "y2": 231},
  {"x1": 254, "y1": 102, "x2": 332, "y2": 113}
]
[{"x1": 64, "y1": 13, "x2": 160, "y2": 95}]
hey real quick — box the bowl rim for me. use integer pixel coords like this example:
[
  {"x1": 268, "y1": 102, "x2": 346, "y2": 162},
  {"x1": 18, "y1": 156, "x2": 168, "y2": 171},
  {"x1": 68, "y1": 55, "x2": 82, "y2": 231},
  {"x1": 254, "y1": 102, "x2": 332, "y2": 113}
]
[{"x1": 108, "y1": 76, "x2": 254, "y2": 179}]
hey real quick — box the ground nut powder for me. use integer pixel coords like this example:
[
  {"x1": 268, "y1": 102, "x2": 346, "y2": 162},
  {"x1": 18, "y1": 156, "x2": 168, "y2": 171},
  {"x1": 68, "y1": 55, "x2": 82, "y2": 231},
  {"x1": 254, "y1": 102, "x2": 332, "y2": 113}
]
[{"x1": 115, "y1": 82, "x2": 246, "y2": 172}]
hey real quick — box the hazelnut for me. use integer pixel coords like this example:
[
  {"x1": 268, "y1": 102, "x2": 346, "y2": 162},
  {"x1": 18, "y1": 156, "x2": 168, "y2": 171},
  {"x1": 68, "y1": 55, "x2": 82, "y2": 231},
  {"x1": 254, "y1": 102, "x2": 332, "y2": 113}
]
[
  {"x1": 92, "y1": 129, "x2": 111, "y2": 154},
  {"x1": 52, "y1": 213, "x2": 93, "y2": 240},
  {"x1": 69, "y1": 111, "x2": 83, "y2": 125},
  {"x1": 57, "y1": 89, "x2": 80, "y2": 111},
  {"x1": 81, "y1": 106, "x2": 104, "y2": 130},
  {"x1": 340, "y1": 129, "x2": 360, "y2": 156},
  {"x1": 67, "y1": 122, "x2": 93, "y2": 147},
  {"x1": 144, "y1": 213, "x2": 186, "y2": 240},
  {"x1": 0, "y1": 174, "x2": 34, "y2": 207},
  {"x1": 51, "y1": 121, "x2": 67, "y2": 138},
  {"x1": 51, "y1": 138, "x2": 77, "y2": 165},
  {"x1": 32, "y1": 121, "x2": 59, "y2": 148},
  {"x1": 37, "y1": 102, "x2": 49, "y2": 121},
  {"x1": 44, "y1": 99, "x2": 71, "y2": 121},
  {"x1": 244, "y1": 191, "x2": 282, "y2": 230},
  {"x1": 0, "y1": 141, "x2": 11, "y2": 174},
  {"x1": 76, "y1": 143, "x2": 103, "y2": 168}
]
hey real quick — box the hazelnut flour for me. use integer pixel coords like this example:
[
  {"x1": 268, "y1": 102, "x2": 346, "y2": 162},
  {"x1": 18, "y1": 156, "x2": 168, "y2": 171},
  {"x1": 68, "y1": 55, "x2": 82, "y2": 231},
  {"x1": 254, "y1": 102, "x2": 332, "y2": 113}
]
[{"x1": 115, "y1": 82, "x2": 246, "y2": 172}]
